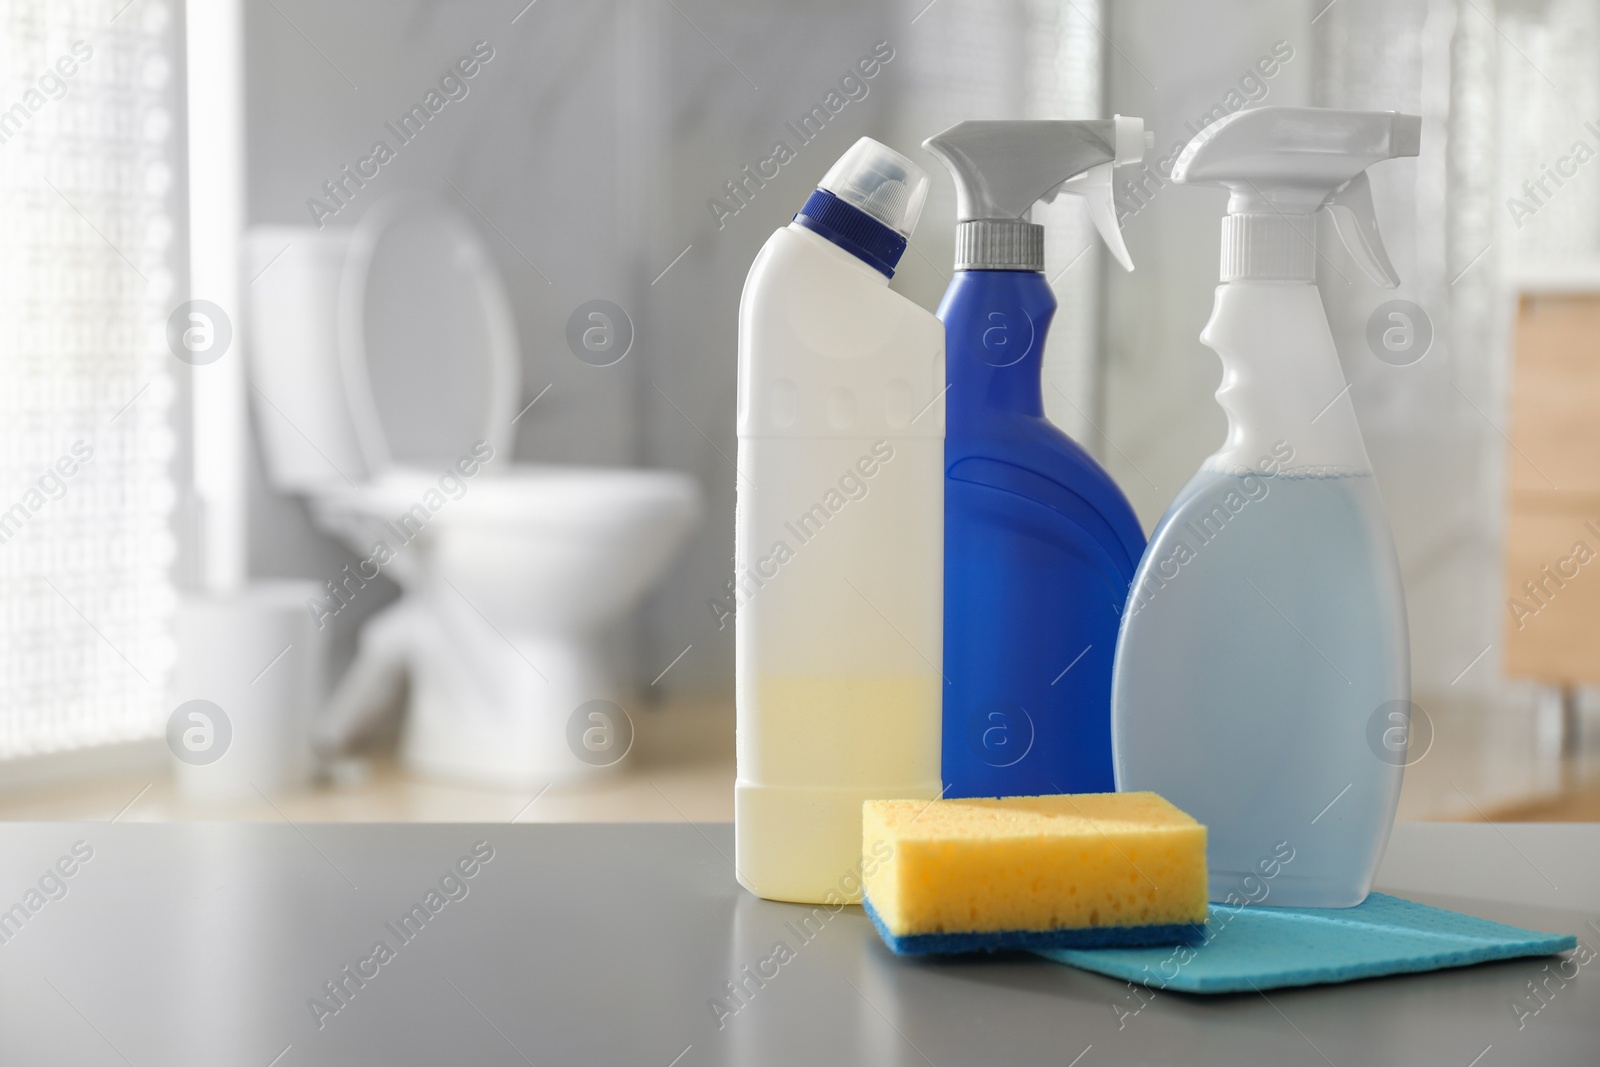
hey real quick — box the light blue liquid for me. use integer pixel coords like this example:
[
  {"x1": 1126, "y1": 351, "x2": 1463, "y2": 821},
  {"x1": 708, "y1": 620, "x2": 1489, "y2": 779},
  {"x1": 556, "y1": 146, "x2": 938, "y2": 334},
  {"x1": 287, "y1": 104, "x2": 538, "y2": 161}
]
[{"x1": 1112, "y1": 469, "x2": 1409, "y2": 907}]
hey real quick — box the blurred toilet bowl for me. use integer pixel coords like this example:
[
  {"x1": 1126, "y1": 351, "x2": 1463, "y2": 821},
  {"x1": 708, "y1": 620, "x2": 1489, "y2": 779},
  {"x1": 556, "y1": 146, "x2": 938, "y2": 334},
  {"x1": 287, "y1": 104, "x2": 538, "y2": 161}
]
[{"x1": 245, "y1": 195, "x2": 699, "y2": 787}]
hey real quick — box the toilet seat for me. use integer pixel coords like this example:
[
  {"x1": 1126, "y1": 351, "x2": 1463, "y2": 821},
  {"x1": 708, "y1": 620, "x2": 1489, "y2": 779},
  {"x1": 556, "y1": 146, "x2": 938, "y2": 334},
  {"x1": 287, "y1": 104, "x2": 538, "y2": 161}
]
[
  {"x1": 337, "y1": 194, "x2": 518, "y2": 476},
  {"x1": 325, "y1": 200, "x2": 698, "y2": 546}
]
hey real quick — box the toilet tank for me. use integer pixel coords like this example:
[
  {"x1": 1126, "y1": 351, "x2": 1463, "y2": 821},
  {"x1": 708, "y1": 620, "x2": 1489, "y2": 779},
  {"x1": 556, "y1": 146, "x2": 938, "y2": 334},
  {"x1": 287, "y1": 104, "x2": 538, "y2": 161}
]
[{"x1": 244, "y1": 227, "x2": 372, "y2": 493}]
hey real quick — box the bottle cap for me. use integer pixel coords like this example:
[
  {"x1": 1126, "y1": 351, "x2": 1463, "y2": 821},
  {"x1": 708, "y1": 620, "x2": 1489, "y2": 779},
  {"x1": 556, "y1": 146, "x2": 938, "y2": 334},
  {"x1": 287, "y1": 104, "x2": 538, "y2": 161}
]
[
  {"x1": 794, "y1": 138, "x2": 929, "y2": 277},
  {"x1": 817, "y1": 138, "x2": 930, "y2": 238}
]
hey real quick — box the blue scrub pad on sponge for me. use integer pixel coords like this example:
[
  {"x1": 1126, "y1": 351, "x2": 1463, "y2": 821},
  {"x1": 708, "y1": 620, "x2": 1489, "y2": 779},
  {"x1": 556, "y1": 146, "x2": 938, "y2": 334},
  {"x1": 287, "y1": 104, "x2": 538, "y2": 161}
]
[
  {"x1": 1038, "y1": 891, "x2": 1577, "y2": 994},
  {"x1": 862, "y1": 895, "x2": 1206, "y2": 956}
]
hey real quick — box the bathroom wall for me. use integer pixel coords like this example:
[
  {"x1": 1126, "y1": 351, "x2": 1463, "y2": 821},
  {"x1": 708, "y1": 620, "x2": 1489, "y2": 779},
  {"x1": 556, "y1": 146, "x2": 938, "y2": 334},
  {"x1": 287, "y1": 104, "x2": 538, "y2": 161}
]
[
  {"x1": 637, "y1": 0, "x2": 1113, "y2": 700},
  {"x1": 241, "y1": 0, "x2": 918, "y2": 699},
  {"x1": 1101, "y1": 0, "x2": 1316, "y2": 520},
  {"x1": 1103, "y1": 0, "x2": 1523, "y2": 706},
  {"x1": 240, "y1": 0, "x2": 1087, "y2": 702},
  {"x1": 243, "y1": 1, "x2": 655, "y2": 691},
  {"x1": 242, "y1": 0, "x2": 1564, "y2": 728},
  {"x1": 1101, "y1": 0, "x2": 1595, "y2": 729}
]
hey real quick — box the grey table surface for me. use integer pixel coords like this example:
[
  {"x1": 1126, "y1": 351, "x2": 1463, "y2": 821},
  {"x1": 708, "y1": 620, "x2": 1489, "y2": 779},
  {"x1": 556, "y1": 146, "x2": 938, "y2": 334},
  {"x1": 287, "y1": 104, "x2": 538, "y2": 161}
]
[{"x1": 0, "y1": 821, "x2": 1594, "y2": 1066}]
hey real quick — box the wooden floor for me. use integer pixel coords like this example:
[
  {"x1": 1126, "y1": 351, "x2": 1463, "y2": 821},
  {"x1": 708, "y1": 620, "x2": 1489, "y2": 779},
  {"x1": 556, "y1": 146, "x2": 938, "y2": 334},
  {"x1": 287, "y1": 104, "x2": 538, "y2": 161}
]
[
  {"x1": 0, "y1": 698, "x2": 1595, "y2": 824},
  {"x1": 1479, "y1": 779, "x2": 1600, "y2": 821},
  {"x1": 0, "y1": 702, "x2": 737, "y2": 824}
]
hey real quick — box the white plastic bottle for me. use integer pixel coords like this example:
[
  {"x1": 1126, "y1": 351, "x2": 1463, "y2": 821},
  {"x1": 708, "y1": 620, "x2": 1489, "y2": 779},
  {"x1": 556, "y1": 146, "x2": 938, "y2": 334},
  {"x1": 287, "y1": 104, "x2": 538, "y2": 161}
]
[
  {"x1": 1112, "y1": 107, "x2": 1419, "y2": 907},
  {"x1": 735, "y1": 139, "x2": 944, "y2": 904}
]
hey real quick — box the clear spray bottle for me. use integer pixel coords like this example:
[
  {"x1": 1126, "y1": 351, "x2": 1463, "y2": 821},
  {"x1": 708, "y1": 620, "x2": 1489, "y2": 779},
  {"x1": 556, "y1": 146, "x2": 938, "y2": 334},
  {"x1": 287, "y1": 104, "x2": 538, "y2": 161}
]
[{"x1": 1112, "y1": 107, "x2": 1420, "y2": 907}]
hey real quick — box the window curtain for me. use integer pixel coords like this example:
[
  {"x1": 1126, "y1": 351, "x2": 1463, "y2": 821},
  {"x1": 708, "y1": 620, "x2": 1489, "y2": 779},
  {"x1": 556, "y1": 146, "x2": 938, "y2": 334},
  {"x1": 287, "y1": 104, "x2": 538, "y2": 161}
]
[{"x1": 0, "y1": 0, "x2": 177, "y2": 757}]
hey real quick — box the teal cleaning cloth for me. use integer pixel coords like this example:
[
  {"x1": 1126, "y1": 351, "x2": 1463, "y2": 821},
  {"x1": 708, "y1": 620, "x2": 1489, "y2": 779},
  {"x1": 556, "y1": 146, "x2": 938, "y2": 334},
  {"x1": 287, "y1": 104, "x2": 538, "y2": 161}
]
[{"x1": 1038, "y1": 892, "x2": 1577, "y2": 994}]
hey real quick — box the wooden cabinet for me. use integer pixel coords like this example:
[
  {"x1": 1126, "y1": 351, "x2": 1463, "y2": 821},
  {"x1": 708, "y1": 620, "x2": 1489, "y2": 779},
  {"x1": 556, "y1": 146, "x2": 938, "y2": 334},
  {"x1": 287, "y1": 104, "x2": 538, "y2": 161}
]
[{"x1": 1503, "y1": 289, "x2": 1600, "y2": 686}]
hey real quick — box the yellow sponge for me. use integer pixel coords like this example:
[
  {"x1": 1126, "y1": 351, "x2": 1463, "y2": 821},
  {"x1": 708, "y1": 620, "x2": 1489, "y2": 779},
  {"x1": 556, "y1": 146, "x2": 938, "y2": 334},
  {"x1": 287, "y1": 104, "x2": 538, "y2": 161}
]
[{"x1": 861, "y1": 792, "x2": 1209, "y2": 955}]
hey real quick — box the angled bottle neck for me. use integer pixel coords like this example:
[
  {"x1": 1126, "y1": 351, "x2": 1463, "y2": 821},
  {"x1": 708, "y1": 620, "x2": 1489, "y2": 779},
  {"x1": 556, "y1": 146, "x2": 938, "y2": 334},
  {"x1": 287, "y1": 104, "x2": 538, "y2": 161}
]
[
  {"x1": 1199, "y1": 281, "x2": 1372, "y2": 474},
  {"x1": 939, "y1": 269, "x2": 1055, "y2": 423}
]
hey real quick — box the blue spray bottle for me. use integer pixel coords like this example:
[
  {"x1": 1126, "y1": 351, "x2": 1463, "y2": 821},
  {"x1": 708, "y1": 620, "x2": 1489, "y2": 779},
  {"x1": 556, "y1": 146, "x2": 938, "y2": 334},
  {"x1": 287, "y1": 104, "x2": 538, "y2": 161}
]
[{"x1": 924, "y1": 119, "x2": 1148, "y2": 798}]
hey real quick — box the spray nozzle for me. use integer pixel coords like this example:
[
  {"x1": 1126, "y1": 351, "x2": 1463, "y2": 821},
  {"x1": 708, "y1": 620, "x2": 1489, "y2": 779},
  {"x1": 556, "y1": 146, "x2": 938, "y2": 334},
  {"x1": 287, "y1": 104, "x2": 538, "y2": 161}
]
[
  {"x1": 1171, "y1": 106, "x2": 1421, "y2": 287},
  {"x1": 923, "y1": 117, "x2": 1146, "y2": 272}
]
